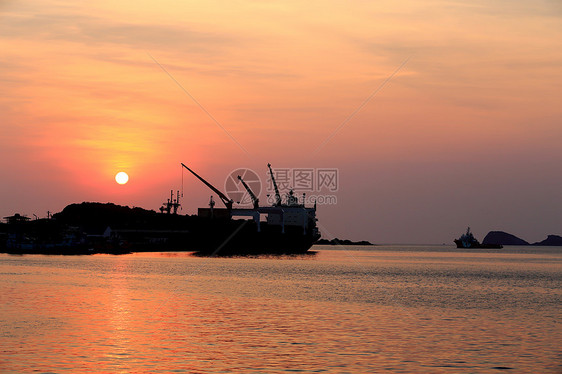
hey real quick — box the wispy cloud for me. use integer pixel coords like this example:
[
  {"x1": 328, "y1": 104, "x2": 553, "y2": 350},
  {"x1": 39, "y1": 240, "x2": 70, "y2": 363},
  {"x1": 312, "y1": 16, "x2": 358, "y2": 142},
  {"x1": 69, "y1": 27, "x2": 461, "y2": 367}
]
[{"x1": 0, "y1": 12, "x2": 239, "y2": 51}]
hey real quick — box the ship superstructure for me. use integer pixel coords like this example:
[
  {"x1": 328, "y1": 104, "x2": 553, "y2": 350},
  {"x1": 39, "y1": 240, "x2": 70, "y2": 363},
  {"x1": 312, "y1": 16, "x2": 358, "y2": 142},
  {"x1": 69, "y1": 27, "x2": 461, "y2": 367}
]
[{"x1": 454, "y1": 227, "x2": 480, "y2": 248}]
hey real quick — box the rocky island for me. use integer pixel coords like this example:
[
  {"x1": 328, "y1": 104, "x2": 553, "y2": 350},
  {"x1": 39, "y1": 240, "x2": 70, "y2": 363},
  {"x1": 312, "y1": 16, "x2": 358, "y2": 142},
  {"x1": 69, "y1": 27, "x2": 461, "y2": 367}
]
[
  {"x1": 316, "y1": 238, "x2": 373, "y2": 246},
  {"x1": 482, "y1": 231, "x2": 562, "y2": 246},
  {"x1": 482, "y1": 231, "x2": 529, "y2": 246}
]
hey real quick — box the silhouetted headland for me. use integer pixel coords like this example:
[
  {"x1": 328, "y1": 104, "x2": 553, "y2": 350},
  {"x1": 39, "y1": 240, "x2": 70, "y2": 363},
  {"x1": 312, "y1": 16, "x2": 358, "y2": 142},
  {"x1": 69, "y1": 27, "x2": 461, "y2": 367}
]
[{"x1": 1, "y1": 199, "x2": 320, "y2": 256}]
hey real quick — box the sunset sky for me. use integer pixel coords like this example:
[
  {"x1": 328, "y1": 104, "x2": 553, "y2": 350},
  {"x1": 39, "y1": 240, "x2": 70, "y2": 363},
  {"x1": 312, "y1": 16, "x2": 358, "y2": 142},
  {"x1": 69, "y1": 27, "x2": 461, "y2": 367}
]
[{"x1": 1, "y1": 0, "x2": 561, "y2": 243}]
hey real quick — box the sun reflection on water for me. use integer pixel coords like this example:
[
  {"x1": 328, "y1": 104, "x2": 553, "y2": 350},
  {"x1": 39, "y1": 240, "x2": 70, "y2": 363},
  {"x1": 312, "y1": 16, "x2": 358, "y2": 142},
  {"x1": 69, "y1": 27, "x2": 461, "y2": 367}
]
[{"x1": 0, "y1": 249, "x2": 560, "y2": 372}]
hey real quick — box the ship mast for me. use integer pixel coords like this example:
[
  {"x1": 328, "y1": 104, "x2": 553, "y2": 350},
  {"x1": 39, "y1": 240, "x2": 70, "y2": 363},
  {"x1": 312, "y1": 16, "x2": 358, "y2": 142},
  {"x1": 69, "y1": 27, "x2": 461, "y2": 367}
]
[{"x1": 160, "y1": 190, "x2": 181, "y2": 214}]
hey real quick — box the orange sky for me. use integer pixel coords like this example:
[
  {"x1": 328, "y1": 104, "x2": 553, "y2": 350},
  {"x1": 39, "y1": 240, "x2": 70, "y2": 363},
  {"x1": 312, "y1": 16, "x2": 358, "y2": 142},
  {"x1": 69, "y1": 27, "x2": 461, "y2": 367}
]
[{"x1": 1, "y1": 0, "x2": 561, "y2": 243}]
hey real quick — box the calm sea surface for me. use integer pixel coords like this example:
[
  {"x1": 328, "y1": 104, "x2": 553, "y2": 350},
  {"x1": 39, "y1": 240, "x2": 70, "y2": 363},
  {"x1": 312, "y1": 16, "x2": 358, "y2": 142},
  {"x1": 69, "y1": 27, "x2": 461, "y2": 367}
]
[{"x1": 1, "y1": 245, "x2": 561, "y2": 373}]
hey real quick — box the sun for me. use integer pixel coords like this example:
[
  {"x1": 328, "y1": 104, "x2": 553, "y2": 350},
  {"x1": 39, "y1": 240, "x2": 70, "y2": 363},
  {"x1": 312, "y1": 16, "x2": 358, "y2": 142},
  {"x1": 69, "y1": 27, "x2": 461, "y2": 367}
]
[{"x1": 115, "y1": 171, "x2": 129, "y2": 185}]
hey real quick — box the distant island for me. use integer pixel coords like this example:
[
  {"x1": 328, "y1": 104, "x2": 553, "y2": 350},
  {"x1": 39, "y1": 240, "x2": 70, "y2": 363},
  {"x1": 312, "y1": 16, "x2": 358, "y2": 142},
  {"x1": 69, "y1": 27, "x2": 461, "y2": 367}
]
[
  {"x1": 482, "y1": 231, "x2": 529, "y2": 246},
  {"x1": 482, "y1": 231, "x2": 562, "y2": 246},
  {"x1": 316, "y1": 238, "x2": 373, "y2": 246},
  {"x1": 534, "y1": 235, "x2": 562, "y2": 246}
]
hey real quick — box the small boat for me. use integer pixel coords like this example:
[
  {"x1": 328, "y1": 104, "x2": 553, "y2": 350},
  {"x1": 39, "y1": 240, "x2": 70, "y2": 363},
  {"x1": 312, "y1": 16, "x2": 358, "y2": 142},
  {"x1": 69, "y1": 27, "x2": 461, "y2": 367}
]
[{"x1": 454, "y1": 227, "x2": 502, "y2": 249}]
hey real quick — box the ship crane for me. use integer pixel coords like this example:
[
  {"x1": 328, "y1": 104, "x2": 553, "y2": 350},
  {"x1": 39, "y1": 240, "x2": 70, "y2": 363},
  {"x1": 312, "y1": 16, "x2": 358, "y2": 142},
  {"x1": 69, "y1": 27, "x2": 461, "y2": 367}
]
[
  {"x1": 181, "y1": 163, "x2": 233, "y2": 211},
  {"x1": 237, "y1": 175, "x2": 259, "y2": 209},
  {"x1": 267, "y1": 163, "x2": 282, "y2": 206}
]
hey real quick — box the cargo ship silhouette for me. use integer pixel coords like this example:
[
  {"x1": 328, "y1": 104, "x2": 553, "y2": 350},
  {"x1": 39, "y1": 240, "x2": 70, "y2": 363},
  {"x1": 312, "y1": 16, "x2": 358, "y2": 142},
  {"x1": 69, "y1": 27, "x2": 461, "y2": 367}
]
[{"x1": 180, "y1": 163, "x2": 321, "y2": 255}]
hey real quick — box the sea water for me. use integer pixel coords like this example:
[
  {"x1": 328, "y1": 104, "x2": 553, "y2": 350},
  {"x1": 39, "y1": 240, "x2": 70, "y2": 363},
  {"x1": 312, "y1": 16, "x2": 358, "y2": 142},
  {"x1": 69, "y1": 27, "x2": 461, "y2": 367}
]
[{"x1": 1, "y1": 246, "x2": 560, "y2": 373}]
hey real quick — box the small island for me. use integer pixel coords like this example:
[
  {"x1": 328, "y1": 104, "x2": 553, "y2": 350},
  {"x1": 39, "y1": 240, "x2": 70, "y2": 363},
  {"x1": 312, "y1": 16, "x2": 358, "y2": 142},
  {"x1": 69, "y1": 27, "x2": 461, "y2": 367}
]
[
  {"x1": 533, "y1": 235, "x2": 562, "y2": 246},
  {"x1": 316, "y1": 238, "x2": 373, "y2": 246},
  {"x1": 482, "y1": 231, "x2": 529, "y2": 246}
]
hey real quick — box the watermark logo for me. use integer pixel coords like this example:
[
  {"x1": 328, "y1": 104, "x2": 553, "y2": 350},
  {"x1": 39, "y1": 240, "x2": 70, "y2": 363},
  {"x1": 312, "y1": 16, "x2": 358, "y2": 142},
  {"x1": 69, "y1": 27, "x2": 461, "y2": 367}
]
[
  {"x1": 266, "y1": 168, "x2": 339, "y2": 193},
  {"x1": 265, "y1": 167, "x2": 339, "y2": 205},
  {"x1": 225, "y1": 167, "x2": 339, "y2": 206},
  {"x1": 224, "y1": 168, "x2": 261, "y2": 205}
]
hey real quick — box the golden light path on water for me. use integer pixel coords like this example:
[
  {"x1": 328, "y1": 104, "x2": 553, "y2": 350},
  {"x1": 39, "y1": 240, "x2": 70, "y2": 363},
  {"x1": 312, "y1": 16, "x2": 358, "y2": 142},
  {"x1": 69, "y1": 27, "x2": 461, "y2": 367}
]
[{"x1": 1, "y1": 247, "x2": 561, "y2": 373}]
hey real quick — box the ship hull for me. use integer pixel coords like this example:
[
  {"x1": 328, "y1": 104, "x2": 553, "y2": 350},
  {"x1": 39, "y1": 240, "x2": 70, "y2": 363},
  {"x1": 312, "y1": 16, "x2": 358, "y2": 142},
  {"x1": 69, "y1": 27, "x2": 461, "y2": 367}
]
[
  {"x1": 188, "y1": 220, "x2": 319, "y2": 256},
  {"x1": 454, "y1": 239, "x2": 503, "y2": 249}
]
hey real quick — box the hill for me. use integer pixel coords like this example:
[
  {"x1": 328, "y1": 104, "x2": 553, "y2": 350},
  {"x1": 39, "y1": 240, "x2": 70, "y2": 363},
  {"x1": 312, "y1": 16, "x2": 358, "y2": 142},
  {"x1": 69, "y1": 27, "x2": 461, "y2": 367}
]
[
  {"x1": 482, "y1": 231, "x2": 529, "y2": 246},
  {"x1": 316, "y1": 238, "x2": 373, "y2": 246},
  {"x1": 533, "y1": 235, "x2": 562, "y2": 246}
]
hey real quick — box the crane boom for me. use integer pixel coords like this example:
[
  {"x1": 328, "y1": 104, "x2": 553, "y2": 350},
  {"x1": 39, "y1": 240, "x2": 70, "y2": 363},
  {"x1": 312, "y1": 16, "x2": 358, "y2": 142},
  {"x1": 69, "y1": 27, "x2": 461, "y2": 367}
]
[
  {"x1": 237, "y1": 175, "x2": 259, "y2": 209},
  {"x1": 267, "y1": 163, "x2": 282, "y2": 206},
  {"x1": 181, "y1": 163, "x2": 233, "y2": 210}
]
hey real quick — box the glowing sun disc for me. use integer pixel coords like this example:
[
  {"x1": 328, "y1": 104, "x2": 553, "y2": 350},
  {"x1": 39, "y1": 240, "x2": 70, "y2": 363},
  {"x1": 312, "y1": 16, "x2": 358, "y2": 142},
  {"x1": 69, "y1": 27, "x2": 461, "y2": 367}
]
[{"x1": 115, "y1": 171, "x2": 129, "y2": 185}]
